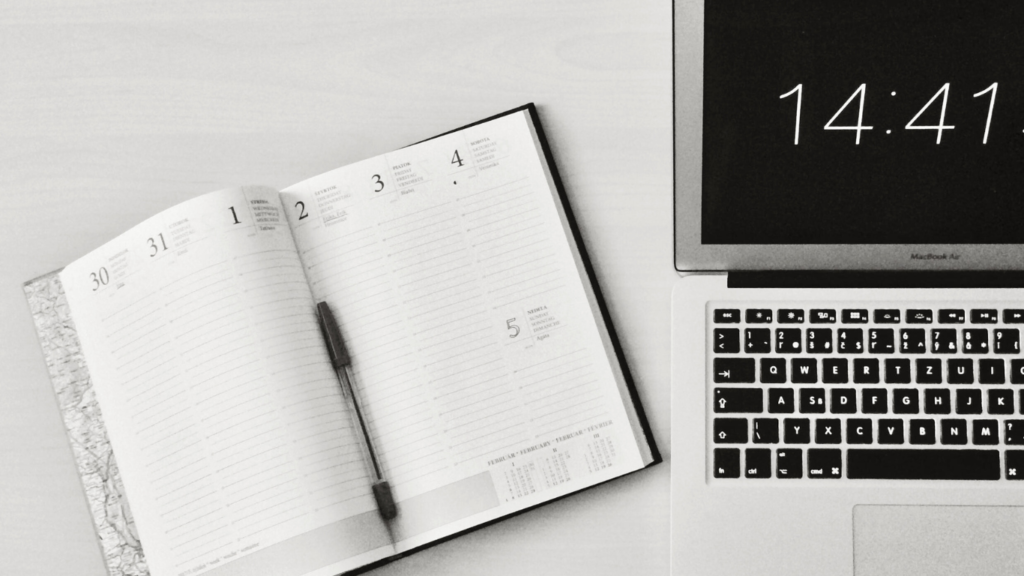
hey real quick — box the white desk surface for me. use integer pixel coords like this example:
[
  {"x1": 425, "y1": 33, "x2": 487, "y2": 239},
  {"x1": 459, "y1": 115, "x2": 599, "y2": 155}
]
[{"x1": 0, "y1": 1, "x2": 674, "y2": 574}]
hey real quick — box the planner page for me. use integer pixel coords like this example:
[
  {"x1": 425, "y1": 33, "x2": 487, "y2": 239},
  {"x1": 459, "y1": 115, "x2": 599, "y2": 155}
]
[
  {"x1": 281, "y1": 108, "x2": 650, "y2": 550},
  {"x1": 60, "y1": 187, "x2": 394, "y2": 576}
]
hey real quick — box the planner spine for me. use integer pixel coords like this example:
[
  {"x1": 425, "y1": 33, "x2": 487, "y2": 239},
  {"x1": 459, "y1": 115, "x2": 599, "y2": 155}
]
[{"x1": 23, "y1": 272, "x2": 149, "y2": 576}]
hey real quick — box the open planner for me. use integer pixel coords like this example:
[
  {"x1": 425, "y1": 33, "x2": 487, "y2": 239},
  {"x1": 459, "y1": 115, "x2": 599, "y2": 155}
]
[{"x1": 24, "y1": 105, "x2": 657, "y2": 576}]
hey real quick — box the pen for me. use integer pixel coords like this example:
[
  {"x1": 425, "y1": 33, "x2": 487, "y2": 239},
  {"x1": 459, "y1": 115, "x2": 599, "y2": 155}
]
[{"x1": 316, "y1": 301, "x2": 398, "y2": 523}]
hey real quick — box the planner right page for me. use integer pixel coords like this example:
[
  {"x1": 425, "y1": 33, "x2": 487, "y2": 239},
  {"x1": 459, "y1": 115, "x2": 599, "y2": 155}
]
[{"x1": 281, "y1": 107, "x2": 653, "y2": 550}]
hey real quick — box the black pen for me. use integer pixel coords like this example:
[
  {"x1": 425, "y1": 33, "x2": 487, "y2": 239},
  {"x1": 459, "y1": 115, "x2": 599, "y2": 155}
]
[{"x1": 316, "y1": 301, "x2": 398, "y2": 524}]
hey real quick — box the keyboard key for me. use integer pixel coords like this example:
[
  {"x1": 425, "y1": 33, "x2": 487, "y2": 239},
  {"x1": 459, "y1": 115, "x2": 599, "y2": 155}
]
[
  {"x1": 745, "y1": 328, "x2": 771, "y2": 353},
  {"x1": 810, "y1": 309, "x2": 836, "y2": 323},
  {"x1": 830, "y1": 388, "x2": 856, "y2": 413},
  {"x1": 979, "y1": 359, "x2": 1005, "y2": 384},
  {"x1": 1005, "y1": 310, "x2": 1024, "y2": 323},
  {"x1": 842, "y1": 309, "x2": 868, "y2": 323},
  {"x1": 853, "y1": 359, "x2": 879, "y2": 383},
  {"x1": 777, "y1": 309, "x2": 805, "y2": 323},
  {"x1": 847, "y1": 449, "x2": 999, "y2": 480},
  {"x1": 868, "y1": 329, "x2": 894, "y2": 353},
  {"x1": 791, "y1": 359, "x2": 817, "y2": 383},
  {"x1": 906, "y1": 309, "x2": 933, "y2": 324},
  {"x1": 783, "y1": 418, "x2": 810, "y2": 443},
  {"x1": 807, "y1": 448, "x2": 842, "y2": 478},
  {"x1": 973, "y1": 419, "x2": 999, "y2": 445},
  {"x1": 924, "y1": 389, "x2": 951, "y2": 414},
  {"x1": 760, "y1": 358, "x2": 786, "y2": 383},
  {"x1": 939, "y1": 309, "x2": 966, "y2": 324},
  {"x1": 900, "y1": 329, "x2": 926, "y2": 353},
  {"x1": 713, "y1": 418, "x2": 748, "y2": 443},
  {"x1": 932, "y1": 329, "x2": 958, "y2": 353},
  {"x1": 989, "y1": 389, "x2": 1013, "y2": 414},
  {"x1": 714, "y1": 309, "x2": 740, "y2": 323},
  {"x1": 1005, "y1": 420, "x2": 1024, "y2": 444},
  {"x1": 963, "y1": 329, "x2": 989, "y2": 353},
  {"x1": 752, "y1": 418, "x2": 779, "y2": 443},
  {"x1": 909, "y1": 419, "x2": 935, "y2": 444},
  {"x1": 995, "y1": 329, "x2": 1020, "y2": 354},
  {"x1": 1006, "y1": 451, "x2": 1024, "y2": 479},
  {"x1": 878, "y1": 419, "x2": 905, "y2": 444},
  {"x1": 847, "y1": 418, "x2": 873, "y2": 444},
  {"x1": 884, "y1": 359, "x2": 911, "y2": 384},
  {"x1": 956, "y1": 389, "x2": 982, "y2": 414},
  {"x1": 806, "y1": 328, "x2": 832, "y2": 353},
  {"x1": 799, "y1": 388, "x2": 826, "y2": 413},
  {"x1": 948, "y1": 359, "x2": 974, "y2": 384},
  {"x1": 776, "y1": 328, "x2": 802, "y2": 353},
  {"x1": 971, "y1": 309, "x2": 998, "y2": 323},
  {"x1": 1012, "y1": 360, "x2": 1024, "y2": 384},
  {"x1": 767, "y1": 388, "x2": 794, "y2": 414},
  {"x1": 714, "y1": 329, "x2": 740, "y2": 353},
  {"x1": 837, "y1": 328, "x2": 863, "y2": 353},
  {"x1": 714, "y1": 388, "x2": 763, "y2": 413},
  {"x1": 940, "y1": 419, "x2": 967, "y2": 445},
  {"x1": 815, "y1": 418, "x2": 841, "y2": 443},
  {"x1": 822, "y1": 358, "x2": 848, "y2": 384},
  {"x1": 776, "y1": 448, "x2": 803, "y2": 478},
  {"x1": 893, "y1": 389, "x2": 919, "y2": 414},
  {"x1": 874, "y1": 309, "x2": 900, "y2": 323},
  {"x1": 713, "y1": 448, "x2": 740, "y2": 478},
  {"x1": 713, "y1": 358, "x2": 755, "y2": 383},
  {"x1": 746, "y1": 309, "x2": 772, "y2": 323},
  {"x1": 745, "y1": 448, "x2": 771, "y2": 478},
  {"x1": 862, "y1": 389, "x2": 888, "y2": 414},
  {"x1": 916, "y1": 359, "x2": 942, "y2": 384}
]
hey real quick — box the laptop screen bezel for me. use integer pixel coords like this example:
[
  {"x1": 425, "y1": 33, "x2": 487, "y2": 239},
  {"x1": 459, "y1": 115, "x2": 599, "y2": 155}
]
[{"x1": 672, "y1": 0, "x2": 1024, "y2": 273}]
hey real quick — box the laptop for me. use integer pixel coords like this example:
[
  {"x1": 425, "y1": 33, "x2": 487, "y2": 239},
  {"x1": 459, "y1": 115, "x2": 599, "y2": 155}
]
[{"x1": 671, "y1": 1, "x2": 1024, "y2": 574}]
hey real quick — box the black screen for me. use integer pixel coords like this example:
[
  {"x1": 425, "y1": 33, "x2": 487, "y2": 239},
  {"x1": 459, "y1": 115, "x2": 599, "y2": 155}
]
[{"x1": 703, "y1": 0, "x2": 1024, "y2": 244}]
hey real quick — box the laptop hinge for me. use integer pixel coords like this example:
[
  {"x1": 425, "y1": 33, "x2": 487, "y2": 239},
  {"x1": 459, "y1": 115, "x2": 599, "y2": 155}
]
[{"x1": 728, "y1": 271, "x2": 1024, "y2": 289}]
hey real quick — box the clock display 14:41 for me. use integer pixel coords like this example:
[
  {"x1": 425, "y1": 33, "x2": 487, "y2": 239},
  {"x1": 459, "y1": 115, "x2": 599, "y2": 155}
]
[{"x1": 779, "y1": 83, "x2": 1000, "y2": 145}]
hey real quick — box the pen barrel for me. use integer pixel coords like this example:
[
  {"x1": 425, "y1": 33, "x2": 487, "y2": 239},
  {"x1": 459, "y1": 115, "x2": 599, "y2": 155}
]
[
  {"x1": 339, "y1": 367, "x2": 386, "y2": 481},
  {"x1": 372, "y1": 480, "x2": 398, "y2": 521}
]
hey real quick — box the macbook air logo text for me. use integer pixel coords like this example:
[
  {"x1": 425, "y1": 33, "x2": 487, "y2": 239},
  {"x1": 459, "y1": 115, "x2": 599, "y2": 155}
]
[{"x1": 910, "y1": 253, "x2": 960, "y2": 261}]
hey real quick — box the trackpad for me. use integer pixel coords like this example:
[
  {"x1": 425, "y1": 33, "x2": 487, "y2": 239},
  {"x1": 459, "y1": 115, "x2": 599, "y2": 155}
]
[{"x1": 854, "y1": 505, "x2": 1024, "y2": 575}]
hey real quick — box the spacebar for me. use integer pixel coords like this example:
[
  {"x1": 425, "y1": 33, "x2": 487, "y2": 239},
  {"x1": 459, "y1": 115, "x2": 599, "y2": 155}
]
[{"x1": 847, "y1": 449, "x2": 1000, "y2": 480}]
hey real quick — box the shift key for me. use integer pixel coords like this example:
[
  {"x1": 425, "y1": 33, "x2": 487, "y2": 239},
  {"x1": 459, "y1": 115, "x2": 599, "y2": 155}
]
[
  {"x1": 714, "y1": 388, "x2": 763, "y2": 413},
  {"x1": 713, "y1": 358, "x2": 755, "y2": 383}
]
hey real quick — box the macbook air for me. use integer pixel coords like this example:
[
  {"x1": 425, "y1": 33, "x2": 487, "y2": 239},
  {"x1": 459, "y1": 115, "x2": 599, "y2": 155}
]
[{"x1": 672, "y1": 1, "x2": 1024, "y2": 574}]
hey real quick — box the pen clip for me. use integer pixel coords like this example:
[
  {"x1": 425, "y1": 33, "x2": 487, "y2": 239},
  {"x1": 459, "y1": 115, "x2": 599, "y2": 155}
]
[{"x1": 317, "y1": 301, "x2": 350, "y2": 370}]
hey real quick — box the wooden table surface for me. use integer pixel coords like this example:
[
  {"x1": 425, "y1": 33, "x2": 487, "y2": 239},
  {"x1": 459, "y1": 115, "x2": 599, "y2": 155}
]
[{"x1": 0, "y1": 1, "x2": 675, "y2": 574}]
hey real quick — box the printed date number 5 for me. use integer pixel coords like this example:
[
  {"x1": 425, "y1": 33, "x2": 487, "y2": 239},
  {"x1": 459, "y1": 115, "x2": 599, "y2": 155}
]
[{"x1": 506, "y1": 318, "x2": 520, "y2": 339}]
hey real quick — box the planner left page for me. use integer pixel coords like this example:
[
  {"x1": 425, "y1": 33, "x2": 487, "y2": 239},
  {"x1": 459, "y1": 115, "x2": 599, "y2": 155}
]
[{"x1": 59, "y1": 187, "x2": 395, "y2": 576}]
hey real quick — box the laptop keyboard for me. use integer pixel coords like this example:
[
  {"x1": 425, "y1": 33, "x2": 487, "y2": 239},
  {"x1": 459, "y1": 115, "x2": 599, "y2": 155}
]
[{"x1": 709, "y1": 304, "x2": 1024, "y2": 481}]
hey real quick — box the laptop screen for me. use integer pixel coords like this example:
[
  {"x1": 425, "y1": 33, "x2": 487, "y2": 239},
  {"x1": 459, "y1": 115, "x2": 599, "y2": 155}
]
[{"x1": 675, "y1": 0, "x2": 1024, "y2": 269}]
